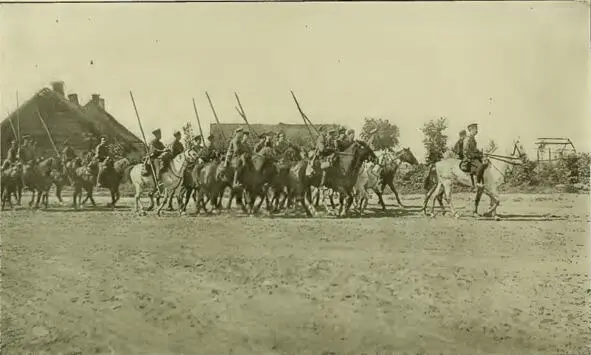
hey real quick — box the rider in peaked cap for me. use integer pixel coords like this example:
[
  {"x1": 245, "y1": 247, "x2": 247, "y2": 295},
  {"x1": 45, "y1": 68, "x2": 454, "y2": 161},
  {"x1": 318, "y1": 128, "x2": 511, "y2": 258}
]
[
  {"x1": 234, "y1": 127, "x2": 244, "y2": 134},
  {"x1": 467, "y1": 123, "x2": 478, "y2": 130},
  {"x1": 173, "y1": 130, "x2": 181, "y2": 137}
]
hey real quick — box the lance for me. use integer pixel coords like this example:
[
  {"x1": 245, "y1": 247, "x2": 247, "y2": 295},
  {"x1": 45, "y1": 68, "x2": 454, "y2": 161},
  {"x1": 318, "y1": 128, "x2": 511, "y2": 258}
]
[
  {"x1": 290, "y1": 91, "x2": 320, "y2": 136},
  {"x1": 205, "y1": 91, "x2": 227, "y2": 146},
  {"x1": 129, "y1": 91, "x2": 161, "y2": 195},
  {"x1": 16, "y1": 91, "x2": 20, "y2": 144},
  {"x1": 191, "y1": 98, "x2": 206, "y2": 147},
  {"x1": 233, "y1": 92, "x2": 258, "y2": 144},
  {"x1": 290, "y1": 91, "x2": 314, "y2": 139},
  {"x1": 35, "y1": 108, "x2": 60, "y2": 157},
  {"x1": 4, "y1": 110, "x2": 18, "y2": 140}
]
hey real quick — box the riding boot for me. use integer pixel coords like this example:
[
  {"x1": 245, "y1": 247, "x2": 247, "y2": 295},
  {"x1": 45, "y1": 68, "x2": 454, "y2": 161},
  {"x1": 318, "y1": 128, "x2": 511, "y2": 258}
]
[
  {"x1": 475, "y1": 164, "x2": 486, "y2": 188},
  {"x1": 469, "y1": 174, "x2": 476, "y2": 191}
]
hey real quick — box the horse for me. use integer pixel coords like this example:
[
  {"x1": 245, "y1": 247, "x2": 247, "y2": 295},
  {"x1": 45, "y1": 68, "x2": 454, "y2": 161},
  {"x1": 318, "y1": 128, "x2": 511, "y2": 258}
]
[
  {"x1": 1, "y1": 162, "x2": 23, "y2": 210},
  {"x1": 374, "y1": 147, "x2": 419, "y2": 209},
  {"x1": 229, "y1": 147, "x2": 277, "y2": 215},
  {"x1": 267, "y1": 145, "x2": 302, "y2": 213},
  {"x1": 97, "y1": 156, "x2": 132, "y2": 208},
  {"x1": 422, "y1": 141, "x2": 527, "y2": 219},
  {"x1": 129, "y1": 149, "x2": 199, "y2": 216},
  {"x1": 66, "y1": 156, "x2": 100, "y2": 208},
  {"x1": 284, "y1": 159, "x2": 317, "y2": 217},
  {"x1": 353, "y1": 160, "x2": 384, "y2": 214},
  {"x1": 306, "y1": 141, "x2": 377, "y2": 217},
  {"x1": 21, "y1": 157, "x2": 61, "y2": 209}
]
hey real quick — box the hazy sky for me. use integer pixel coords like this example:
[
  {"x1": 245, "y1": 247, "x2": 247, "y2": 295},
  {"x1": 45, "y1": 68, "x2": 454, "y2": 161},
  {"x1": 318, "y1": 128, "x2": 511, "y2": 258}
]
[{"x1": 1, "y1": 1, "x2": 589, "y2": 159}]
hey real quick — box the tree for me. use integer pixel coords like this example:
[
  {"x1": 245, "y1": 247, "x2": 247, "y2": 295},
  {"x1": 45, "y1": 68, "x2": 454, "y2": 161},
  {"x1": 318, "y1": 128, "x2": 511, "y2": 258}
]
[
  {"x1": 359, "y1": 117, "x2": 400, "y2": 150},
  {"x1": 182, "y1": 122, "x2": 196, "y2": 150},
  {"x1": 421, "y1": 117, "x2": 448, "y2": 164}
]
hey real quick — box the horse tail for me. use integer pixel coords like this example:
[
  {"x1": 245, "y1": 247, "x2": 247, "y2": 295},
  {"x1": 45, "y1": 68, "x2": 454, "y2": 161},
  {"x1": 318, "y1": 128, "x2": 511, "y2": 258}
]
[{"x1": 423, "y1": 163, "x2": 436, "y2": 191}]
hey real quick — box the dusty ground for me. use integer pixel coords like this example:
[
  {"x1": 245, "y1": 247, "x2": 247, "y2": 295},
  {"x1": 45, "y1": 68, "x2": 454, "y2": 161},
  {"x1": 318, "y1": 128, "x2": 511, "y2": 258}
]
[{"x1": 1, "y1": 192, "x2": 589, "y2": 355}]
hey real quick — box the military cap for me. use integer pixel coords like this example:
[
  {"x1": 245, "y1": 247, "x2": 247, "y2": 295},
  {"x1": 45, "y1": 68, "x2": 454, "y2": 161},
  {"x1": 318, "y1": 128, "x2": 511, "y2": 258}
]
[
  {"x1": 22, "y1": 134, "x2": 31, "y2": 139},
  {"x1": 347, "y1": 129, "x2": 355, "y2": 135},
  {"x1": 467, "y1": 123, "x2": 478, "y2": 130},
  {"x1": 243, "y1": 131, "x2": 250, "y2": 135},
  {"x1": 459, "y1": 129, "x2": 467, "y2": 135},
  {"x1": 369, "y1": 128, "x2": 378, "y2": 135},
  {"x1": 193, "y1": 134, "x2": 202, "y2": 140},
  {"x1": 328, "y1": 128, "x2": 336, "y2": 134},
  {"x1": 234, "y1": 127, "x2": 244, "y2": 133},
  {"x1": 207, "y1": 134, "x2": 214, "y2": 140},
  {"x1": 338, "y1": 127, "x2": 346, "y2": 133},
  {"x1": 152, "y1": 129, "x2": 161, "y2": 136},
  {"x1": 10, "y1": 139, "x2": 16, "y2": 144},
  {"x1": 258, "y1": 133, "x2": 267, "y2": 139},
  {"x1": 173, "y1": 130, "x2": 181, "y2": 136},
  {"x1": 277, "y1": 131, "x2": 286, "y2": 137}
]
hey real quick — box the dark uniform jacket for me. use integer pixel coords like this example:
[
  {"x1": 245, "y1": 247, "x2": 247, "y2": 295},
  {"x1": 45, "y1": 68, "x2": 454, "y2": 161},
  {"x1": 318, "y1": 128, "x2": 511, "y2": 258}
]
[
  {"x1": 170, "y1": 140, "x2": 184, "y2": 158},
  {"x1": 149, "y1": 139, "x2": 166, "y2": 159},
  {"x1": 95, "y1": 143, "x2": 109, "y2": 161},
  {"x1": 6, "y1": 146, "x2": 19, "y2": 162},
  {"x1": 462, "y1": 135, "x2": 481, "y2": 161},
  {"x1": 316, "y1": 134, "x2": 336, "y2": 154},
  {"x1": 62, "y1": 146, "x2": 76, "y2": 161}
]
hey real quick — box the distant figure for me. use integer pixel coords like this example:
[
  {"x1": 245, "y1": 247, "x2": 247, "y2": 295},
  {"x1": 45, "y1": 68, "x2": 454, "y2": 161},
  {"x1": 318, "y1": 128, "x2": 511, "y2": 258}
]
[
  {"x1": 5, "y1": 140, "x2": 19, "y2": 164},
  {"x1": 169, "y1": 130, "x2": 184, "y2": 159},
  {"x1": 452, "y1": 129, "x2": 467, "y2": 160},
  {"x1": 62, "y1": 139, "x2": 76, "y2": 163},
  {"x1": 462, "y1": 123, "x2": 487, "y2": 189},
  {"x1": 224, "y1": 128, "x2": 246, "y2": 166},
  {"x1": 95, "y1": 136, "x2": 110, "y2": 187},
  {"x1": 241, "y1": 131, "x2": 253, "y2": 155},
  {"x1": 148, "y1": 129, "x2": 169, "y2": 187}
]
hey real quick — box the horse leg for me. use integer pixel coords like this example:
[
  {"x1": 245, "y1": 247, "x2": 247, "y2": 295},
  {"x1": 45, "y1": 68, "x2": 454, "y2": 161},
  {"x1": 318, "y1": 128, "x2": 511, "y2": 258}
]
[
  {"x1": 156, "y1": 190, "x2": 168, "y2": 217},
  {"x1": 55, "y1": 183, "x2": 64, "y2": 206},
  {"x1": 440, "y1": 181, "x2": 460, "y2": 218},
  {"x1": 167, "y1": 193, "x2": 175, "y2": 211},
  {"x1": 146, "y1": 188, "x2": 155, "y2": 211},
  {"x1": 195, "y1": 189, "x2": 204, "y2": 215},
  {"x1": 388, "y1": 181, "x2": 405, "y2": 208},
  {"x1": 134, "y1": 183, "x2": 145, "y2": 216},
  {"x1": 29, "y1": 189, "x2": 35, "y2": 208},
  {"x1": 473, "y1": 188, "x2": 484, "y2": 217}
]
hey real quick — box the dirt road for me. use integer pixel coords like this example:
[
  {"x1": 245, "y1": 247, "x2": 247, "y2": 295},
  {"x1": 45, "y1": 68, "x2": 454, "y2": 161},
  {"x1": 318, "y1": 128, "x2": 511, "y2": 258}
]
[{"x1": 1, "y1": 193, "x2": 589, "y2": 355}]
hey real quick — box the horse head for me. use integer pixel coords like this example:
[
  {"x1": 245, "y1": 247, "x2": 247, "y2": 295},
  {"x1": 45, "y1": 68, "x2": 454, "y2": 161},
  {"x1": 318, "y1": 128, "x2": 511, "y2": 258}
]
[{"x1": 397, "y1": 147, "x2": 419, "y2": 166}]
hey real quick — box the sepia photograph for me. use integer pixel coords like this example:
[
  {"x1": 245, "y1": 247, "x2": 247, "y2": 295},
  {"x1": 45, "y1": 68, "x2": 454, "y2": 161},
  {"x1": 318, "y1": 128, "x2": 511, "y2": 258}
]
[{"x1": 0, "y1": 1, "x2": 589, "y2": 354}]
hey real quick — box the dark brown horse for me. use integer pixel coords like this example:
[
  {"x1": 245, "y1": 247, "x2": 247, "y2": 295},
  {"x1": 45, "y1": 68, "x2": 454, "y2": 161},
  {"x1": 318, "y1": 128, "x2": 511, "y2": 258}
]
[
  {"x1": 97, "y1": 156, "x2": 132, "y2": 208},
  {"x1": 66, "y1": 156, "x2": 100, "y2": 208},
  {"x1": 305, "y1": 141, "x2": 377, "y2": 217},
  {"x1": 230, "y1": 148, "x2": 277, "y2": 215},
  {"x1": 21, "y1": 157, "x2": 60, "y2": 209},
  {"x1": 370, "y1": 147, "x2": 419, "y2": 210},
  {"x1": 1, "y1": 163, "x2": 23, "y2": 210}
]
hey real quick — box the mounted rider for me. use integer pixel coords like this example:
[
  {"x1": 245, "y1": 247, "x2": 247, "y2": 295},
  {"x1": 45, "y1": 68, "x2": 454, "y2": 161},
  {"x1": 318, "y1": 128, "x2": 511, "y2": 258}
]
[
  {"x1": 61, "y1": 138, "x2": 76, "y2": 164},
  {"x1": 224, "y1": 127, "x2": 248, "y2": 166},
  {"x1": 273, "y1": 131, "x2": 300, "y2": 162},
  {"x1": 198, "y1": 134, "x2": 217, "y2": 163},
  {"x1": 95, "y1": 136, "x2": 110, "y2": 188},
  {"x1": 335, "y1": 127, "x2": 348, "y2": 151},
  {"x1": 461, "y1": 123, "x2": 487, "y2": 189},
  {"x1": 169, "y1": 130, "x2": 185, "y2": 159},
  {"x1": 313, "y1": 127, "x2": 338, "y2": 186},
  {"x1": 144, "y1": 129, "x2": 169, "y2": 188},
  {"x1": 452, "y1": 129, "x2": 467, "y2": 159},
  {"x1": 2, "y1": 140, "x2": 19, "y2": 171},
  {"x1": 340, "y1": 129, "x2": 356, "y2": 151},
  {"x1": 19, "y1": 135, "x2": 36, "y2": 165},
  {"x1": 254, "y1": 132, "x2": 273, "y2": 154}
]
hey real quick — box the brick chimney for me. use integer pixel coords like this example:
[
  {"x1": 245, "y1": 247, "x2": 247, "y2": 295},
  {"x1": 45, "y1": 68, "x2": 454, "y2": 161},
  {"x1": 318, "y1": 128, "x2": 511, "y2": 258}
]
[
  {"x1": 67, "y1": 93, "x2": 79, "y2": 105},
  {"x1": 91, "y1": 94, "x2": 100, "y2": 105},
  {"x1": 98, "y1": 98, "x2": 105, "y2": 110},
  {"x1": 51, "y1": 81, "x2": 65, "y2": 96}
]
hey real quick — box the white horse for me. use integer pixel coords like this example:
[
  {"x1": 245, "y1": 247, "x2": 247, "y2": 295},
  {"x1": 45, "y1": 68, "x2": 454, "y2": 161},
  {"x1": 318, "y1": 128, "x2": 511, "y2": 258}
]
[
  {"x1": 129, "y1": 150, "x2": 199, "y2": 216},
  {"x1": 353, "y1": 160, "x2": 384, "y2": 213},
  {"x1": 422, "y1": 141, "x2": 526, "y2": 219}
]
